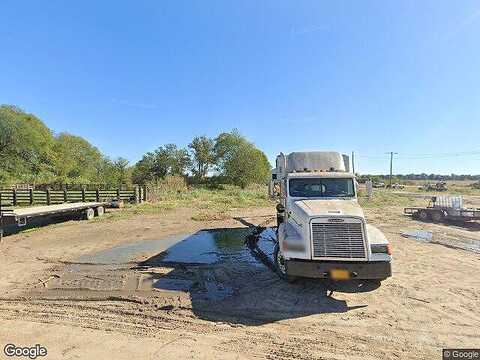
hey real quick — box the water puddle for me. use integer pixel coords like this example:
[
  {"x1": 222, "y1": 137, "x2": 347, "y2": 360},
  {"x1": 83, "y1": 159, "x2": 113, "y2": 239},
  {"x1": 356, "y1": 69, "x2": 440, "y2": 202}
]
[
  {"x1": 153, "y1": 278, "x2": 194, "y2": 291},
  {"x1": 46, "y1": 227, "x2": 278, "y2": 301},
  {"x1": 140, "y1": 227, "x2": 276, "y2": 267},
  {"x1": 401, "y1": 230, "x2": 433, "y2": 242},
  {"x1": 78, "y1": 234, "x2": 188, "y2": 264}
]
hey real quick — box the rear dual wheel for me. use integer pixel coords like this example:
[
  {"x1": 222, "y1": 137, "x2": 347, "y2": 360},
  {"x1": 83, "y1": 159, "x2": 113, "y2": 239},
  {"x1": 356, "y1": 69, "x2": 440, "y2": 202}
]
[{"x1": 84, "y1": 206, "x2": 104, "y2": 220}]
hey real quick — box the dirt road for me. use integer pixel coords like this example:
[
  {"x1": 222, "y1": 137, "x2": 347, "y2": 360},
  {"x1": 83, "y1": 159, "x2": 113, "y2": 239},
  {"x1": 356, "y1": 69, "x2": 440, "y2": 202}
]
[{"x1": 1, "y1": 204, "x2": 479, "y2": 359}]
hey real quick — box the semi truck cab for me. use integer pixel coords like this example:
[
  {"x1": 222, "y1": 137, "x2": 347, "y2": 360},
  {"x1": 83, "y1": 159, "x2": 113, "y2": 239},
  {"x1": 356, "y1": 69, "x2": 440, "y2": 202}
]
[{"x1": 271, "y1": 151, "x2": 392, "y2": 282}]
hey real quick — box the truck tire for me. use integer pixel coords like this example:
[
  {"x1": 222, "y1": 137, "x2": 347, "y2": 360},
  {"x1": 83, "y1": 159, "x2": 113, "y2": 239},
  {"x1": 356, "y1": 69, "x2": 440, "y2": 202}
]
[
  {"x1": 84, "y1": 208, "x2": 95, "y2": 220},
  {"x1": 431, "y1": 211, "x2": 444, "y2": 223},
  {"x1": 95, "y1": 206, "x2": 105, "y2": 217},
  {"x1": 274, "y1": 243, "x2": 296, "y2": 283},
  {"x1": 418, "y1": 209, "x2": 430, "y2": 222}
]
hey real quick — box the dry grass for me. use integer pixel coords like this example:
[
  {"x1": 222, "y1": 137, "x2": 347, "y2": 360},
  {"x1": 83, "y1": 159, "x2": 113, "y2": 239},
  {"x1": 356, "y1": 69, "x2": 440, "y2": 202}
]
[
  {"x1": 102, "y1": 183, "x2": 273, "y2": 221},
  {"x1": 358, "y1": 189, "x2": 419, "y2": 208}
]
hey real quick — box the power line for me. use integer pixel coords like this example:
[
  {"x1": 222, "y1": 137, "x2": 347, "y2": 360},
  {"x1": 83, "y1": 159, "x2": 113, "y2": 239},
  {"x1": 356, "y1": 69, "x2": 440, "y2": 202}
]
[{"x1": 357, "y1": 150, "x2": 480, "y2": 160}]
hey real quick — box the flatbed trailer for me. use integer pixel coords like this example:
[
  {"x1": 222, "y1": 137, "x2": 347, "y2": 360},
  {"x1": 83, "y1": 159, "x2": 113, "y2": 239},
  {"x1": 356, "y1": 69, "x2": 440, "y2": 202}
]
[
  {"x1": 0, "y1": 202, "x2": 108, "y2": 239},
  {"x1": 404, "y1": 206, "x2": 480, "y2": 222}
]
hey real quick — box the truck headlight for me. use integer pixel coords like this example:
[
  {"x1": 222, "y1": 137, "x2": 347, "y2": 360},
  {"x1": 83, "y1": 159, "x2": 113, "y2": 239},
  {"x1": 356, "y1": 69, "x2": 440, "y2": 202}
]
[{"x1": 371, "y1": 244, "x2": 392, "y2": 255}]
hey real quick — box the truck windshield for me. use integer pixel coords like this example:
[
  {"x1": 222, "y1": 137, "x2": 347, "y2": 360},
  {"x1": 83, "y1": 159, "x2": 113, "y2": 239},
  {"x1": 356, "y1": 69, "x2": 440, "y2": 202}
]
[{"x1": 289, "y1": 178, "x2": 355, "y2": 198}]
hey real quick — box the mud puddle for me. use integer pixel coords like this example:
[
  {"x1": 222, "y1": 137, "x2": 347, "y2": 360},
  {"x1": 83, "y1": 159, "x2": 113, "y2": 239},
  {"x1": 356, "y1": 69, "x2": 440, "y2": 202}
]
[{"x1": 38, "y1": 227, "x2": 277, "y2": 302}]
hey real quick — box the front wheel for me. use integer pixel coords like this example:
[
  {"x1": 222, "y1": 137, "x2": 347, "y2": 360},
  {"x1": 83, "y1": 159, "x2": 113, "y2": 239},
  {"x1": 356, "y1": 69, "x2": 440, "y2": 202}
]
[
  {"x1": 274, "y1": 243, "x2": 296, "y2": 283},
  {"x1": 418, "y1": 209, "x2": 430, "y2": 222}
]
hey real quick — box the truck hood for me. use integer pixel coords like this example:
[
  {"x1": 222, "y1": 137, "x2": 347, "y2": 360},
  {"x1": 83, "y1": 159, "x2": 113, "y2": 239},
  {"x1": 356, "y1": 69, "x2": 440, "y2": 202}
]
[{"x1": 295, "y1": 199, "x2": 365, "y2": 218}]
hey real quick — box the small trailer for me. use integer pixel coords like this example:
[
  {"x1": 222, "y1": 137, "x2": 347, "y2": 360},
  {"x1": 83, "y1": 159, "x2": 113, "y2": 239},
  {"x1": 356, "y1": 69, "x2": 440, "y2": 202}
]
[
  {"x1": 0, "y1": 202, "x2": 108, "y2": 240},
  {"x1": 404, "y1": 196, "x2": 480, "y2": 223}
]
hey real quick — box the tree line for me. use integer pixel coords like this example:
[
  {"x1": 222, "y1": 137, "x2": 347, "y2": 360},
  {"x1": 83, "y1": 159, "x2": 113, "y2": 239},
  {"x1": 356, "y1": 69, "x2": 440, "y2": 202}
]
[
  {"x1": 0, "y1": 105, "x2": 271, "y2": 188},
  {"x1": 357, "y1": 173, "x2": 480, "y2": 183},
  {"x1": 131, "y1": 130, "x2": 271, "y2": 188}
]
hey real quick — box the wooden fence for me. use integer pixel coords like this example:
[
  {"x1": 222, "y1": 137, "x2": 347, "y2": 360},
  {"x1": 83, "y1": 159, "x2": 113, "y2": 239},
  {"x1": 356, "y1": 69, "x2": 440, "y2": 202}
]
[{"x1": 0, "y1": 187, "x2": 147, "y2": 207}]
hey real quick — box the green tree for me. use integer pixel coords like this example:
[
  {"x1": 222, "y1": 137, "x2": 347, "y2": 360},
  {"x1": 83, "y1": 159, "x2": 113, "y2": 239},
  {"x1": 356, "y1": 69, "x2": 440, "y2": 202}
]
[
  {"x1": 53, "y1": 133, "x2": 104, "y2": 184},
  {"x1": 97, "y1": 157, "x2": 132, "y2": 187},
  {"x1": 132, "y1": 144, "x2": 191, "y2": 184},
  {"x1": 112, "y1": 157, "x2": 131, "y2": 185},
  {"x1": 214, "y1": 130, "x2": 271, "y2": 188},
  {"x1": 0, "y1": 105, "x2": 56, "y2": 185},
  {"x1": 188, "y1": 136, "x2": 214, "y2": 179}
]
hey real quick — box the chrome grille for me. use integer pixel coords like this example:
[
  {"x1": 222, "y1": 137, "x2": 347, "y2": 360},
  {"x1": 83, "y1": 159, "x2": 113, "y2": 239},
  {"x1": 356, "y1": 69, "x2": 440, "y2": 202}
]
[{"x1": 311, "y1": 221, "x2": 366, "y2": 259}]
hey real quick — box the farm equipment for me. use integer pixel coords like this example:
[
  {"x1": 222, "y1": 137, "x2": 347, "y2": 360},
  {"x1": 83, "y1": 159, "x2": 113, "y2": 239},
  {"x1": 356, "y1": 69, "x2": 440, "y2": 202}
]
[
  {"x1": 404, "y1": 196, "x2": 480, "y2": 223},
  {"x1": 386, "y1": 183, "x2": 405, "y2": 190},
  {"x1": 265, "y1": 151, "x2": 392, "y2": 282},
  {"x1": 418, "y1": 182, "x2": 447, "y2": 192}
]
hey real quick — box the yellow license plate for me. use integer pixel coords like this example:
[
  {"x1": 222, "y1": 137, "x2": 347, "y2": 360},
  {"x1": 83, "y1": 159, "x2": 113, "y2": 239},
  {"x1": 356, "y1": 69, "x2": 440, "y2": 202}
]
[{"x1": 330, "y1": 269, "x2": 350, "y2": 280}]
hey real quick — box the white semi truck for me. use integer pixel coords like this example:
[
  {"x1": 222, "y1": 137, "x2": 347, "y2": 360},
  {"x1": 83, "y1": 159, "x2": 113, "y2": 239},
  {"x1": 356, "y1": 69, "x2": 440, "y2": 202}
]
[{"x1": 270, "y1": 151, "x2": 392, "y2": 282}]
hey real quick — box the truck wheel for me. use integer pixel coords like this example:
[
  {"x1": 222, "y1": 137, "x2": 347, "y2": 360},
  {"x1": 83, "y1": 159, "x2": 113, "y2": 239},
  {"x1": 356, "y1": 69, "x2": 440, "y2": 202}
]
[
  {"x1": 274, "y1": 243, "x2": 296, "y2": 283},
  {"x1": 95, "y1": 206, "x2": 105, "y2": 217},
  {"x1": 431, "y1": 211, "x2": 444, "y2": 223},
  {"x1": 84, "y1": 208, "x2": 95, "y2": 220},
  {"x1": 418, "y1": 209, "x2": 430, "y2": 222}
]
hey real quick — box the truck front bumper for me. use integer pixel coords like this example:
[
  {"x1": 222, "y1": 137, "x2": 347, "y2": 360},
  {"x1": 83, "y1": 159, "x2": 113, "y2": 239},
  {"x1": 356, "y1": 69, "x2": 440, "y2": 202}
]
[{"x1": 286, "y1": 260, "x2": 392, "y2": 280}]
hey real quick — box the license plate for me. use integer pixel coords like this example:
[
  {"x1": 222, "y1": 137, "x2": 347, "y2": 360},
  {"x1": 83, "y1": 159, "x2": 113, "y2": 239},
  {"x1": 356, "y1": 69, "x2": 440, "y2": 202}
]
[{"x1": 330, "y1": 269, "x2": 350, "y2": 280}]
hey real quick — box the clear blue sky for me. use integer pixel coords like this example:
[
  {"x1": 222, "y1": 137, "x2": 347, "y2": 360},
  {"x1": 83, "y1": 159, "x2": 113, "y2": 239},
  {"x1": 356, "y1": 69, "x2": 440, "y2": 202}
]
[{"x1": 1, "y1": 0, "x2": 479, "y2": 174}]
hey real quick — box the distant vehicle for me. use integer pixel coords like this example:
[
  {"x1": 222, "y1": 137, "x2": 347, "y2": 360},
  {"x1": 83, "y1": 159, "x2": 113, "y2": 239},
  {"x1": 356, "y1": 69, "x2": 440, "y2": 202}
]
[
  {"x1": 418, "y1": 182, "x2": 447, "y2": 192},
  {"x1": 268, "y1": 151, "x2": 392, "y2": 283},
  {"x1": 386, "y1": 183, "x2": 405, "y2": 189},
  {"x1": 472, "y1": 181, "x2": 480, "y2": 190},
  {"x1": 405, "y1": 196, "x2": 480, "y2": 223},
  {"x1": 372, "y1": 182, "x2": 385, "y2": 188}
]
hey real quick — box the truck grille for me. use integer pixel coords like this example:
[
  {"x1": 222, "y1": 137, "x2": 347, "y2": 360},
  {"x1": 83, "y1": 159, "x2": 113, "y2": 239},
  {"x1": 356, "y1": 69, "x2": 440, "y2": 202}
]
[{"x1": 311, "y1": 221, "x2": 366, "y2": 259}]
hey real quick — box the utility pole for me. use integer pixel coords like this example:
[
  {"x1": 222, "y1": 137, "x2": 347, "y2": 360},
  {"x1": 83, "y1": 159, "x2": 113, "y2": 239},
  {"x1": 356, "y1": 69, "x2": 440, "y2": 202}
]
[
  {"x1": 386, "y1": 152, "x2": 398, "y2": 188},
  {"x1": 351, "y1": 151, "x2": 355, "y2": 174}
]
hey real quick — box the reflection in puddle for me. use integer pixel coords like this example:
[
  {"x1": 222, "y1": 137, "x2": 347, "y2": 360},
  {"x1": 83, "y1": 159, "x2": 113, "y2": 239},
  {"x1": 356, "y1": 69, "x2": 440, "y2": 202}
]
[
  {"x1": 77, "y1": 228, "x2": 276, "y2": 266},
  {"x1": 141, "y1": 228, "x2": 276, "y2": 267}
]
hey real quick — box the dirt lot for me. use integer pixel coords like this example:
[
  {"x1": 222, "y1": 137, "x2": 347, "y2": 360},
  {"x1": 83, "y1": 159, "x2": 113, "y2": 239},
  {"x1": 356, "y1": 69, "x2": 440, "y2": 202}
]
[{"x1": 1, "y1": 200, "x2": 479, "y2": 360}]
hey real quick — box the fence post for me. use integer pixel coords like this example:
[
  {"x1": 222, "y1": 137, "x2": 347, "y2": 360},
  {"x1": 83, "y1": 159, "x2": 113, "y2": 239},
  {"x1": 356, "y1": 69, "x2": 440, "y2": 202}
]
[
  {"x1": 134, "y1": 186, "x2": 139, "y2": 204},
  {"x1": 116, "y1": 188, "x2": 120, "y2": 200},
  {"x1": 46, "y1": 189, "x2": 51, "y2": 205},
  {"x1": 12, "y1": 189, "x2": 17, "y2": 206},
  {"x1": 81, "y1": 188, "x2": 86, "y2": 202},
  {"x1": 63, "y1": 189, "x2": 68, "y2": 203},
  {"x1": 29, "y1": 188, "x2": 34, "y2": 205},
  {"x1": 143, "y1": 185, "x2": 147, "y2": 202},
  {"x1": 96, "y1": 189, "x2": 100, "y2": 202}
]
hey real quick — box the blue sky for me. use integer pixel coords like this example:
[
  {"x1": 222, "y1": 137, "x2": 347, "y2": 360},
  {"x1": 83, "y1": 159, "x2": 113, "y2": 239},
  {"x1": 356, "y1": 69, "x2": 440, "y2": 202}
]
[{"x1": 1, "y1": 0, "x2": 479, "y2": 174}]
